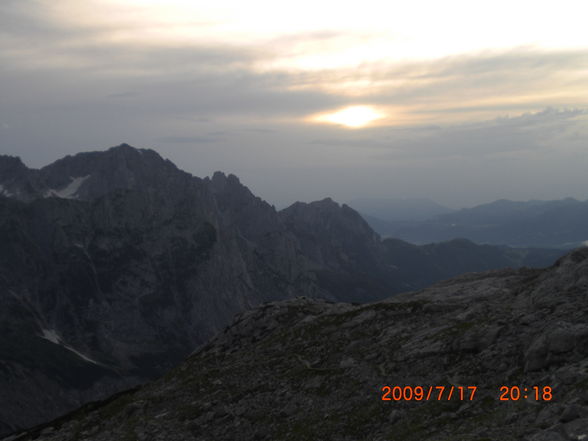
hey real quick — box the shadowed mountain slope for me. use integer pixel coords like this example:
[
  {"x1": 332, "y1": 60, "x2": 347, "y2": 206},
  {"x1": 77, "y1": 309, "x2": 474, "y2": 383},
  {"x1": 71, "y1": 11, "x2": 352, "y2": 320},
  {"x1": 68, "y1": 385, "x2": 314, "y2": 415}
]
[{"x1": 8, "y1": 247, "x2": 588, "y2": 441}]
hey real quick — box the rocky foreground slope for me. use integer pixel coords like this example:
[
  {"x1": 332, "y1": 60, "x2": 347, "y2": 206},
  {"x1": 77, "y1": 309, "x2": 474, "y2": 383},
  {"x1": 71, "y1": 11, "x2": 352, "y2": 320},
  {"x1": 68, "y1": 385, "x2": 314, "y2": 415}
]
[{"x1": 9, "y1": 247, "x2": 588, "y2": 441}]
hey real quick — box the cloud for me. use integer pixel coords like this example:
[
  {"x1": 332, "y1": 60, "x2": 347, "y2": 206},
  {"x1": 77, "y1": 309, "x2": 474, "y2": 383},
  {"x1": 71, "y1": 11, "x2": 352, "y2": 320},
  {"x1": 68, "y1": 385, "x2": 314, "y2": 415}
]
[
  {"x1": 370, "y1": 108, "x2": 588, "y2": 161},
  {"x1": 107, "y1": 92, "x2": 138, "y2": 99},
  {"x1": 290, "y1": 48, "x2": 588, "y2": 125},
  {"x1": 386, "y1": 49, "x2": 587, "y2": 109},
  {"x1": 309, "y1": 137, "x2": 388, "y2": 148},
  {"x1": 2, "y1": 2, "x2": 586, "y2": 128},
  {"x1": 155, "y1": 136, "x2": 219, "y2": 144},
  {"x1": 1, "y1": 2, "x2": 588, "y2": 209},
  {"x1": 0, "y1": 2, "x2": 347, "y2": 122}
]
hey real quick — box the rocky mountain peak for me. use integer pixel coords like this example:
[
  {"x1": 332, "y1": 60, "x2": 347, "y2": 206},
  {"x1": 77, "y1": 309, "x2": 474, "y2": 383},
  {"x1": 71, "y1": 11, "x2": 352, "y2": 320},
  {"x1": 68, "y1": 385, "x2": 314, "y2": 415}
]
[
  {"x1": 0, "y1": 144, "x2": 196, "y2": 202},
  {"x1": 555, "y1": 245, "x2": 588, "y2": 266},
  {"x1": 206, "y1": 171, "x2": 285, "y2": 240},
  {"x1": 101, "y1": 143, "x2": 169, "y2": 169},
  {"x1": 280, "y1": 197, "x2": 379, "y2": 245},
  {"x1": 109, "y1": 142, "x2": 136, "y2": 151},
  {"x1": 311, "y1": 196, "x2": 338, "y2": 207},
  {"x1": 0, "y1": 155, "x2": 28, "y2": 189},
  {"x1": 0, "y1": 155, "x2": 44, "y2": 201},
  {"x1": 278, "y1": 197, "x2": 397, "y2": 302},
  {"x1": 208, "y1": 171, "x2": 248, "y2": 200},
  {"x1": 535, "y1": 246, "x2": 588, "y2": 290},
  {"x1": 210, "y1": 171, "x2": 241, "y2": 186},
  {"x1": 0, "y1": 155, "x2": 27, "y2": 174},
  {"x1": 39, "y1": 143, "x2": 187, "y2": 200}
]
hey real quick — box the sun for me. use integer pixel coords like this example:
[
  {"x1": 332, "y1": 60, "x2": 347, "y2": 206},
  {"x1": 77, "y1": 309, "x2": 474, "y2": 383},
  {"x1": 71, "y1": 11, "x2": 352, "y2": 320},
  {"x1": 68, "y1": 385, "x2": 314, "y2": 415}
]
[{"x1": 313, "y1": 105, "x2": 384, "y2": 128}]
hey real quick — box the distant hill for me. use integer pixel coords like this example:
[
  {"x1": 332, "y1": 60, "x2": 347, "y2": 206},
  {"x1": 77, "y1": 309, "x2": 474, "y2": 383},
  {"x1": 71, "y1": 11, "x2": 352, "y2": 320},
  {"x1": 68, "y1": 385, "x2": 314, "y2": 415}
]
[
  {"x1": 366, "y1": 198, "x2": 588, "y2": 249},
  {"x1": 381, "y1": 237, "x2": 564, "y2": 290},
  {"x1": 347, "y1": 197, "x2": 454, "y2": 222}
]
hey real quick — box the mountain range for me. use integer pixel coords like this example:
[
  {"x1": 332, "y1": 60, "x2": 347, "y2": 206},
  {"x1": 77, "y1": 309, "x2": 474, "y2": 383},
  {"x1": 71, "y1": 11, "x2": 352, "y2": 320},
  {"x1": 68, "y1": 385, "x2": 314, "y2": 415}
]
[
  {"x1": 360, "y1": 198, "x2": 588, "y2": 249},
  {"x1": 0, "y1": 144, "x2": 568, "y2": 434}
]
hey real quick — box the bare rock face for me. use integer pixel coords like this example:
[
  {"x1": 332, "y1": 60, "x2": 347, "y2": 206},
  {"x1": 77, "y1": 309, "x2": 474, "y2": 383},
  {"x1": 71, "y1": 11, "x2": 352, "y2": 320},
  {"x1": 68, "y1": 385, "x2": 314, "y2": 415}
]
[
  {"x1": 0, "y1": 156, "x2": 46, "y2": 202},
  {"x1": 8, "y1": 248, "x2": 588, "y2": 441},
  {"x1": 0, "y1": 144, "x2": 393, "y2": 433},
  {"x1": 279, "y1": 198, "x2": 407, "y2": 302},
  {"x1": 0, "y1": 144, "x2": 566, "y2": 435}
]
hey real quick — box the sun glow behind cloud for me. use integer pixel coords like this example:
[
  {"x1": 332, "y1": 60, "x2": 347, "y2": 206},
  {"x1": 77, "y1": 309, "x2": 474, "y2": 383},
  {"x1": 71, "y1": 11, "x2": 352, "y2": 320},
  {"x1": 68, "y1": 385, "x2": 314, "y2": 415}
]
[
  {"x1": 312, "y1": 106, "x2": 385, "y2": 128},
  {"x1": 6, "y1": 0, "x2": 588, "y2": 130}
]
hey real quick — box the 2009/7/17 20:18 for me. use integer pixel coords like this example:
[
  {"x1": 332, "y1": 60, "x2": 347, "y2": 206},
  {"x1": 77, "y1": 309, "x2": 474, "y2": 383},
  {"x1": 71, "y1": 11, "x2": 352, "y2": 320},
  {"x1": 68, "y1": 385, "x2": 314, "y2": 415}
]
[{"x1": 380, "y1": 385, "x2": 553, "y2": 402}]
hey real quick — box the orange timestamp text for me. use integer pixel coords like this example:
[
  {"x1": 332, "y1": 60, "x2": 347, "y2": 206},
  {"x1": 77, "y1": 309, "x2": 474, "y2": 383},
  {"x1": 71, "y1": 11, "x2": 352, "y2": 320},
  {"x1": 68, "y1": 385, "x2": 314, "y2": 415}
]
[
  {"x1": 381, "y1": 385, "x2": 553, "y2": 402},
  {"x1": 381, "y1": 385, "x2": 478, "y2": 401}
]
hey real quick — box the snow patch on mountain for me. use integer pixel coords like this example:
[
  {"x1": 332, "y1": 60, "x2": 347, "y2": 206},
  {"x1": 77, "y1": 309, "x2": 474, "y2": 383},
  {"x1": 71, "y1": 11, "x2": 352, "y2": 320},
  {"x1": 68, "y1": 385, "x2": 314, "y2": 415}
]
[
  {"x1": 45, "y1": 175, "x2": 90, "y2": 199},
  {"x1": 40, "y1": 328, "x2": 98, "y2": 364},
  {"x1": 0, "y1": 184, "x2": 13, "y2": 197},
  {"x1": 40, "y1": 328, "x2": 60, "y2": 345}
]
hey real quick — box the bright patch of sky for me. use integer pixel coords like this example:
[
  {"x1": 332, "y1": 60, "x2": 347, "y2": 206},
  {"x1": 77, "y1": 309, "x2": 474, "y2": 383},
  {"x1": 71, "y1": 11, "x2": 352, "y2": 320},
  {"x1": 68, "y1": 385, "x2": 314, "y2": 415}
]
[{"x1": 53, "y1": 1, "x2": 588, "y2": 65}]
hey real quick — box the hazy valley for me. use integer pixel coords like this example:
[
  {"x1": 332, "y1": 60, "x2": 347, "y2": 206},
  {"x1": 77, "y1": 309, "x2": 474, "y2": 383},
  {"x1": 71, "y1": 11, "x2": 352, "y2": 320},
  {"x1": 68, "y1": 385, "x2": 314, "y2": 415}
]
[{"x1": 353, "y1": 198, "x2": 588, "y2": 249}]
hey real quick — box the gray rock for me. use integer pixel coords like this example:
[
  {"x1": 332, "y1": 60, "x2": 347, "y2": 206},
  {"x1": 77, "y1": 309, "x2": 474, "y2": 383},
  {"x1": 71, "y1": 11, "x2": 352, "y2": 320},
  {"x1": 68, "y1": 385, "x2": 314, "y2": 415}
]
[
  {"x1": 526, "y1": 335, "x2": 549, "y2": 371},
  {"x1": 536, "y1": 404, "x2": 562, "y2": 429},
  {"x1": 563, "y1": 417, "x2": 588, "y2": 439},
  {"x1": 548, "y1": 328, "x2": 576, "y2": 354},
  {"x1": 560, "y1": 405, "x2": 581, "y2": 423},
  {"x1": 7, "y1": 248, "x2": 588, "y2": 441},
  {"x1": 527, "y1": 431, "x2": 567, "y2": 441}
]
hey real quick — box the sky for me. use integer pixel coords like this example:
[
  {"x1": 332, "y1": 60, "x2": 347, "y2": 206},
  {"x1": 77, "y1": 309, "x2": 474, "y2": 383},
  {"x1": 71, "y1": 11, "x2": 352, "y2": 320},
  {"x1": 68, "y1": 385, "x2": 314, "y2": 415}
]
[{"x1": 1, "y1": 0, "x2": 587, "y2": 208}]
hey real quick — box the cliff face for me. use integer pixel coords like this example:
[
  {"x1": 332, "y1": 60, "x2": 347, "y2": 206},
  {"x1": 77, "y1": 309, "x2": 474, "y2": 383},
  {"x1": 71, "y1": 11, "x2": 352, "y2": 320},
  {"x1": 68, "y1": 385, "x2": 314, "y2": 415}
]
[
  {"x1": 279, "y1": 198, "x2": 409, "y2": 302},
  {"x1": 0, "y1": 144, "x2": 392, "y2": 433},
  {"x1": 9, "y1": 248, "x2": 588, "y2": 441},
  {"x1": 0, "y1": 144, "x2": 565, "y2": 434}
]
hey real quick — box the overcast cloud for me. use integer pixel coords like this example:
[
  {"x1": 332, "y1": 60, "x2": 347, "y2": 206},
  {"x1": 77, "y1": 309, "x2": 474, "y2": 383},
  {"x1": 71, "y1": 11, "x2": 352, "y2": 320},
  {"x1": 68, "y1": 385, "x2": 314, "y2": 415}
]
[{"x1": 1, "y1": 1, "x2": 587, "y2": 208}]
